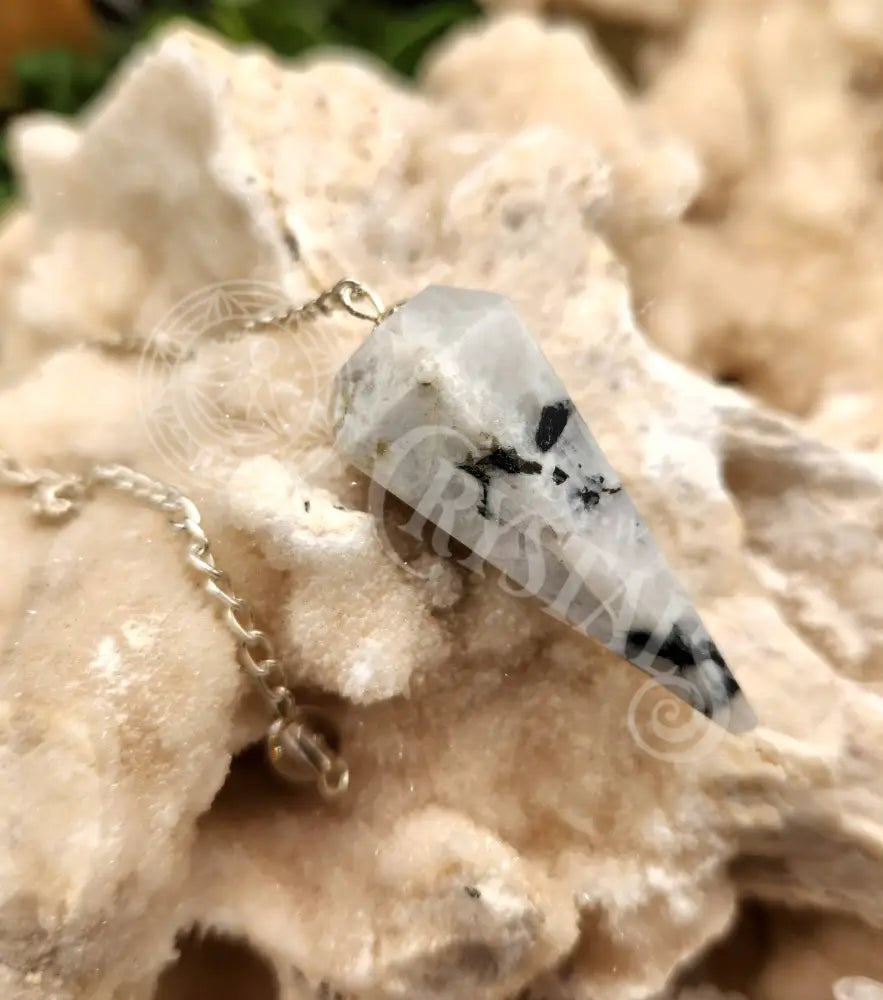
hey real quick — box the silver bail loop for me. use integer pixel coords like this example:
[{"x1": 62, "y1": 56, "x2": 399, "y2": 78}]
[{"x1": 333, "y1": 279, "x2": 384, "y2": 323}]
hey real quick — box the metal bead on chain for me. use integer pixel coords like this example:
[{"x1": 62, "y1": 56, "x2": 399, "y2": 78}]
[{"x1": 0, "y1": 278, "x2": 387, "y2": 800}]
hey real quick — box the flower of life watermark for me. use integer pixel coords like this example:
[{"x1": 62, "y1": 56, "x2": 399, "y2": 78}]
[{"x1": 138, "y1": 280, "x2": 349, "y2": 488}]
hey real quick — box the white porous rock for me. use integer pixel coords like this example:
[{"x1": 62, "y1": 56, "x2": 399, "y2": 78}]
[
  {"x1": 221, "y1": 455, "x2": 453, "y2": 702},
  {"x1": 0, "y1": 497, "x2": 241, "y2": 1000},
  {"x1": 423, "y1": 15, "x2": 703, "y2": 230},
  {"x1": 0, "y1": 16, "x2": 880, "y2": 1000}
]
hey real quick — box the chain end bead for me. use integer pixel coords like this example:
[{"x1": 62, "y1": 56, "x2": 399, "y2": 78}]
[{"x1": 267, "y1": 714, "x2": 350, "y2": 799}]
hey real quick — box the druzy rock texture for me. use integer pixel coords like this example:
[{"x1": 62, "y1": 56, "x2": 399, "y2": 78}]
[{"x1": 0, "y1": 8, "x2": 881, "y2": 1000}]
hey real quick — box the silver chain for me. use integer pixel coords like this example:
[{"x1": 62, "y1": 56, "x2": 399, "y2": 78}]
[
  {"x1": 0, "y1": 278, "x2": 387, "y2": 799},
  {"x1": 245, "y1": 277, "x2": 385, "y2": 331}
]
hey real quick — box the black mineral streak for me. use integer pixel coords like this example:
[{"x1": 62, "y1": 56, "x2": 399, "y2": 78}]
[
  {"x1": 464, "y1": 885, "x2": 481, "y2": 899},
  {"x1": 535, "y1": 400, "x2": 573, "y2": 451},
  {"x1": 552, "y1": 466, "x2": 569, "y2": 484},
  {"x1": 479, "y1": 447, "x2": 542, "y2": 475},
  {"x1": 457, "y1": 461, "x2": 492, "y2": 518},
  {"x1": 459, "y1": 442, "x2": 542, "y2": 519},
  {"x1": 707, "y1": 640, "x2": 740, "y2": 696},
  {"x1": 572, "y1": 470, "x2": 623, "y2": 511},
  {"x1": 575, "y1": 487, "x2": 600, "y2": 509},
  {"x1": 572, "y1": 472, "x2": 622, "y2": 512},
  {"x1": 283, "y1": 226, "x2": 300, "y2": 260},
  {"x1": 624, "y1": 624, "x2": 738, "y2": 707},
  {"x1": 625, "y1": 623, "x2": 698, "y2": 671},
  {"x1": 591, "y1": 473, "x2": 622, "y2": 495}
]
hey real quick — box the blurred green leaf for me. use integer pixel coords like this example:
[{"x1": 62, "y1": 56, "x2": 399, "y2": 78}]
[
  {"x1": 209, "y1": 5, "x2": 255, "y2": 44},
  {"x1": 0, "y1": 133, "x2": 13, "y2": 211},
  {"x1": 370, "y1": 1, "x2": 478, "y2": 75}
]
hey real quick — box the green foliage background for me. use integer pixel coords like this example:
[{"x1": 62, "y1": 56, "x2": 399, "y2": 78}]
[{"x1": 0, "y1": 0, "x2": 481, "y2": 208}]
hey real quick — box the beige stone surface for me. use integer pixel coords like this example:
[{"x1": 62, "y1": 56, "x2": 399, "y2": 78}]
[
  {"x1": 0, "y1": 10, "x2": 880, "y2": 1000},
  {"x1": 479, "y1": 0, "x2": 695, "y2": 29},
  {"x1": 477, "y1": 0, "x2": 883, "y2": 423},
  {"x1": 668, "y1": 906, "x2": 883, "y2": 1000}
]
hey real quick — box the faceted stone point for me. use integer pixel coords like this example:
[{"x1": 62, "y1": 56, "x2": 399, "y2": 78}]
[{"x1": 333, "y1": 286, "x2": 756, "y2": 733}]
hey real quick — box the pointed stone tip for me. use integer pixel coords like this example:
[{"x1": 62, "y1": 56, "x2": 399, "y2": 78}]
[{"x1": 719, "y1": 691, "x2": 758, "y2": 734}]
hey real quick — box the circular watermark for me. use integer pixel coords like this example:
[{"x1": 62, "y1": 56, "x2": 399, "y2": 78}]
[
  {"x1": 626, "y1": 672, "x2": 730, "y2": 764},
  {"x1": 138, "y1": 280, "x2": 349, "y2": 487}
]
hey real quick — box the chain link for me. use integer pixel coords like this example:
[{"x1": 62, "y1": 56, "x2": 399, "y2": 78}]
[
  {"x1": 0, "y1": 454, "x2": 86, "y2": 518},
  {"x1": 2, "y1": 455, "x2": 349, "y2": 798},
  {"x1": 0, "y1": 279, "x2": 388, "y2": 799},
  {"x1": 91, "y1": 462, "x2": 307, "y2": 720}
]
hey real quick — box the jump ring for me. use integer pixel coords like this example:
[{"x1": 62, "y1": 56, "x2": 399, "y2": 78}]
[{"x1": 334, "y1": 279, "x2": 384, "y2": 322}]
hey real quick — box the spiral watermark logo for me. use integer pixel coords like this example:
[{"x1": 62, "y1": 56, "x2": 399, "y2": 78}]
[
  {"x1": 138, "y1": 280, "x2": 349, "y2": 487},
  {"x1": 626, "y1": 674, "x2": 729, "y2": 764}
]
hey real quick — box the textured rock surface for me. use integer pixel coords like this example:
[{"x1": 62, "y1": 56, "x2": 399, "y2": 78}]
[
  {"x1": 0, "y1": 9, "x2": 881, "y2": 1000},
  {"x1": 479, "y1": 0, "x2": 693, "y2": 29},
  {"x1": 471, "y1": 2, "x2": 883, "y2": 423}
]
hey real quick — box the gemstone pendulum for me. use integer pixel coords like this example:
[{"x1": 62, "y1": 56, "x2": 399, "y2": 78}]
[{"x1": 332, "y1": 286, "x2": 756, "y2": 733}]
